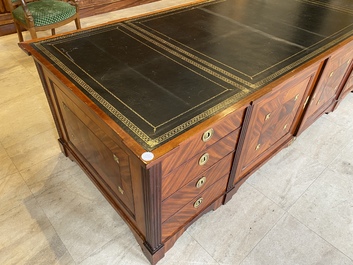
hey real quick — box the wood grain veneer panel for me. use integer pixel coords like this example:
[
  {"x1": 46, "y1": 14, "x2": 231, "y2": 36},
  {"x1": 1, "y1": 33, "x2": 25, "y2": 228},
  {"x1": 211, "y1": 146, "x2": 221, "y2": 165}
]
[{"x1": 55, "y1": 84, "x2": 136, "y2": 215}]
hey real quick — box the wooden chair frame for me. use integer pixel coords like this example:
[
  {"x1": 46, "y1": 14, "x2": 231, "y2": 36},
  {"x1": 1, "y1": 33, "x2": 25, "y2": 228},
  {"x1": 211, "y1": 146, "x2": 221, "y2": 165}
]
[{"x1": 8, "y1": 0, "x2": 81, "y2": 42}]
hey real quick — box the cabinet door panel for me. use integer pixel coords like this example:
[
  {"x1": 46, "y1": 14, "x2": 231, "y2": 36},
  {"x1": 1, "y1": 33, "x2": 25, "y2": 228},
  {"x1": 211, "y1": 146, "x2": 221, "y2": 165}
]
[
  {"x1": 341, "y1": 73, "x2": 353, "y2": 96},
  {"x1": 299, "y1": 44, "x2": 353, "y2": 133},
  {"x1": 307, "y1": 60, "x2": 350, "y2": 117},
  {"x1": 338, "y1": 61, "x2": 353, "y2": 101},
  {"x1": 242, "y1": 77, "x2": 310, "y2": 169},
  {"x1": 233, "y1": 62, "x2": 320, "y2": 184},
  {"x1": 55, "y1": 85, "x2": 135, "y2": 215}
]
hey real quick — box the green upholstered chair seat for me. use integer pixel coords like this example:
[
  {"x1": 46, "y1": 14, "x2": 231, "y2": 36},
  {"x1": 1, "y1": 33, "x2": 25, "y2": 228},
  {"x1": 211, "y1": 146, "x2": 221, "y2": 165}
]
[{"x1": 12, "y1": 0, "x2": 77, "y2": 27}]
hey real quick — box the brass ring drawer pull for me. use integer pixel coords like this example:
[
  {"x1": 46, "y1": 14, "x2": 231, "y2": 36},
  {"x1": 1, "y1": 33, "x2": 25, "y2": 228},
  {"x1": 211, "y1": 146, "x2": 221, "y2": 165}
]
[
  {"x1": 199, "y1": 153, "x2": 209, "y2": 166},
  {"x1": 196, "y1": 176, "x2": 207, "y2": 188},
  {"x1": 193, "y1": 197, "x2": 203, "y2": 208},
  {"x1": 202, "y1": 128, "x2": 214, "y2": 142}
]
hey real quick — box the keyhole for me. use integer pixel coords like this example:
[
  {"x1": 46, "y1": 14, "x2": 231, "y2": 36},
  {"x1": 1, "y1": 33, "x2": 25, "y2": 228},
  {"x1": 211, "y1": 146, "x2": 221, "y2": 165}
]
[
  {"x1": 202, "y1": 128, "x2": 214, "y2": 142},
  {"x1": 196, "y1": 176, "x2": 207, "y2": 188},
  {"x1": 193, "y1": 197, "x2": 203, "y2": 208},
  {"x1": 199, "y1": 153, "x2": 209, "y2": 166}
]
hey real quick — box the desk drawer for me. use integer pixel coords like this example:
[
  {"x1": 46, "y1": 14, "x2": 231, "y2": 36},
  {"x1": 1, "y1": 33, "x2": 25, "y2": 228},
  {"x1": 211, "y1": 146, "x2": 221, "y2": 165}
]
[
  {"x1": 161, "y1": 153, "x2": 233, "y2": 222},
  {"x1": 160, "y1": 107, "x2": 245, "y2": 176},
  {"x1": 161, "y1": 130, "x2": 238, "y2": 200},
  {"x1": 161, "y1": 175, "x2": 228, "y2": 241}
]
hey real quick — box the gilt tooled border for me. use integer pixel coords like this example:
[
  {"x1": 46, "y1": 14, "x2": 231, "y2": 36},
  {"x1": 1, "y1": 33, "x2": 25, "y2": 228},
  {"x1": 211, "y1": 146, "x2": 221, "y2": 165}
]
[
  {"x1": 129, "y1": 22, "x2": 353, "y2": 89},
  {"x1": 133, "y1": 0, "x2": 353, "y2": 88},
  {"x1": 124, "y1": 22, "x2": 255, "y2": 89},
  {"x1": 120, "y1": 23, "x2": 251, "y2": 92},
  {"x1": 48, "y1": 24, "x2": 242, "y2": 133},
  {"x1": 134, "y1": 23, "x2": 353, "y2": 89},
  {"x1": 33, "y1": 0, "x2": 353, "y2": 149},
  {"x1": 298, "y1": 0, "x2": 353, "y2": 14},
  {"x1": 34, "y1": 41, "x2": 248, "y2": 150}
]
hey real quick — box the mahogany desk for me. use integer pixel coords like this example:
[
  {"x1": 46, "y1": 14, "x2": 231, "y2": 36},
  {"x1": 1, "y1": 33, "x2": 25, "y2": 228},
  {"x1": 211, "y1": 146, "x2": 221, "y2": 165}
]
[{"x1": 19, "y1": 0, "x2": 353, "y2": 263}]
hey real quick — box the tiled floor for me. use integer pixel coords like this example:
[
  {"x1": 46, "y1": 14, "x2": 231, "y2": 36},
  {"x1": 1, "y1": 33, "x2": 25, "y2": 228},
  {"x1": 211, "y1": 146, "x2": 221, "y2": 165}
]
[{"x1": 1, "y1": 1, "x2": 353, "y2": 264}]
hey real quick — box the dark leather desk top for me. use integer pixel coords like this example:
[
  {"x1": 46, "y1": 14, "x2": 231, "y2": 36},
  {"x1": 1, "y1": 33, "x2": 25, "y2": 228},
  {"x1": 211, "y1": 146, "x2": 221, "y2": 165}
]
[{"x1": 30, "y1": 0, "x2": 353, "y2": 150}]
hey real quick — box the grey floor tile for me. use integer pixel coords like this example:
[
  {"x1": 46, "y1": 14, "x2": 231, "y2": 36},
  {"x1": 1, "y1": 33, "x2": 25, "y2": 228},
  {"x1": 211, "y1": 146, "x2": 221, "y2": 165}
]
[
  {"x1": 0, "y1": 91, "x2": 55, "y2": 149},
  {"x1": 78, "y1": 228, "x2": 149, "y2": 265},
  {"x1": 32, "y1": 164, "x2": 131, "y2": 263},
  {"x1": 289, "y1": 167, "x2": 353, "y2": 260},
  {"x1": 158, "y1": 232, "x2": 219, "y2": 265},
  {"x1": 187, "y1": 183, "x2": 285, "y2": 265},
  {"x1": 323, "y1": 93, "x2": 353, "y2": 128},
  {"x1": 0, "y1": 144, "x2": 17, "y2": 179},
  {"x1": 240, "y1": 213, "x2": 353, "y2": 265},
  {"x1": 80, "y1": 230, "x2": 219, "y2": 265},
  {"x1": 20, "y1": 153, "x2": 79, "y2": 194},
  {"x1": 328, "y1": 140, "x2": 353, "y2": 177},
  {"x1": 291, "y1": 116, "x2": 351, "y2": 165},
  {"x1": 0, "y1": 172, "x2": 33, "y2": 214},
  {"x1": 4, "y1": 129, "x2": 60, "y2": 171},
  {"x1": 247, "y1": 146, "x2": 326, "y2": 210},
  {"x1": 0, "y1": 66, "x2": 42, "y2": 105},
  {"x1": 0, "y1": 197, "x2": 75, "y2": 265}
]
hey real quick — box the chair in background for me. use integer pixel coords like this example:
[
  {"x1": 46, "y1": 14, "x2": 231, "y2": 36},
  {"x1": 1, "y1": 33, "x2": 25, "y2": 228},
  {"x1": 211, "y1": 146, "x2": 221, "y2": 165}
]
[{"x1": 7, "y1": 0, "x2": 81, "y2": 42}]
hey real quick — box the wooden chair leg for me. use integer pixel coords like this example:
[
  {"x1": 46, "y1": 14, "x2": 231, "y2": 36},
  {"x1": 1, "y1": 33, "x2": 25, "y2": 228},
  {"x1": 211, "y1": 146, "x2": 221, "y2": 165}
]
[
  {"x1": 28, "y1": 28, "x2": 37, "y2": 40},
  {"x1": 75, "y1": 17, "x2": 81, "y2": 30},
  {"x1": 51, "y1": 28, "x2": 56, "y2": 35},
  {"x1": 14, "y1": 22, "x2": 24, "y2": 42}
]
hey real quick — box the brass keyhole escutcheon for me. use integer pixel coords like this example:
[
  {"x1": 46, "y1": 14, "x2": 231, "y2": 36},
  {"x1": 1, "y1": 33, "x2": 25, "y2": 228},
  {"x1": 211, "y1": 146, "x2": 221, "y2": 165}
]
[
  {"x1": 199, "y1": 153, "x2": 209, "y2": 166},
  {"x1": 113, "y1": 154, "x2": 120, "y2": 164},
  {"x1": 196, "y1": 176, "x2": 207, "y2": 188},
  {"x1": 193, "y1": 197, "x2": 203, "y2": 208},
  {"x1": 202, "y1": 128, "x2": 214, "y2": 142},
  {"x1": 329, "y1": 71, "x2": 334, "y2": 77},
  {"x1": 255, "y1": 144, "x2": 261, "y2": 150},
  {"x1": 283, "y1": 124, "x2": 288, "y2": 130},
  {"x1": 265, "y1": 113, "x2": 271, "y2": 121},
  {"x1": 118, "y1": 186, "x2": 124, "y2": 195},
  {"x1": 294, "y1": 94, "x2": 299, "y2": 101}
]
